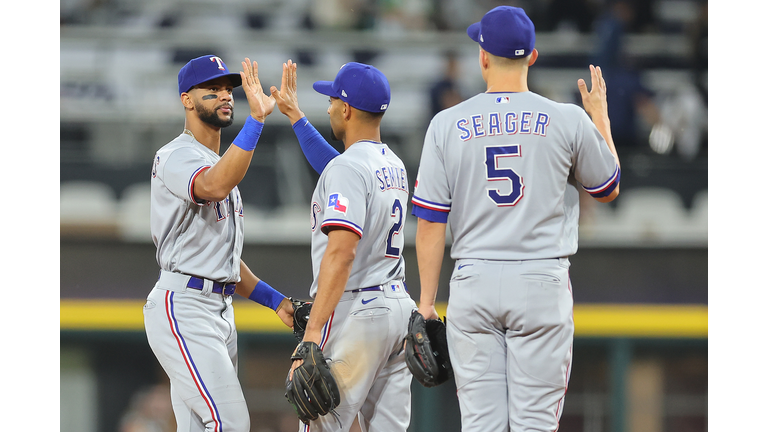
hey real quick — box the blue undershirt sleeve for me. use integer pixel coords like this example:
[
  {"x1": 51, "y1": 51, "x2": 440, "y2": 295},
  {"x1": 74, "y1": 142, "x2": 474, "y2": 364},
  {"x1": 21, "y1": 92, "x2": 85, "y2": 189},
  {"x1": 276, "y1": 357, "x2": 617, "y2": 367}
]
[
  {"x1": 292, "y1": 117, "x2": 340, "y2": 174},
  {"x1": 412, "y1": 204, "x2": 450, "y2": 223}
]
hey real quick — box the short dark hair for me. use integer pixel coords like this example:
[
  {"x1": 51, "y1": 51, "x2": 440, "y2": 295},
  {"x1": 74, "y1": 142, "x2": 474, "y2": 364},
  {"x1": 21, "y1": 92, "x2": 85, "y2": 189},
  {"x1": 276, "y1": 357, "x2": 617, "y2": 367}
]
[
  {"x1": 355, "y1": 108, "x2": 385, "y2": 122},
  {"x1": 487, "y1": 50, "x2": 530, "y2": 68}
]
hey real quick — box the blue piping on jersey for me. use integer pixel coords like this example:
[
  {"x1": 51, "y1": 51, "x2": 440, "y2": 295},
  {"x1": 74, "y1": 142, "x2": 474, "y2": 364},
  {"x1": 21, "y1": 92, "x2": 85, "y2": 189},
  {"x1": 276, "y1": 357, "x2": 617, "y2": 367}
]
[
  {"x1": 321, "y1": 218, "x2": 363, "y2": 237},
  {"x1": 584, "y1": 165, "x2": 621, "y2": 198},
  {"x1": 411, "y1": 195, "x2": 451, "y2": 211}
]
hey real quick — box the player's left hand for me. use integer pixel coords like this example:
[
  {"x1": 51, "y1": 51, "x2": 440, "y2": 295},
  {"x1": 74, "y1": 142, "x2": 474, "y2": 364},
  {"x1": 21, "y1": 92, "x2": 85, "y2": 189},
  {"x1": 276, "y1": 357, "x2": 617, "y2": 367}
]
[
  {"x1": 577, "y1": 64, "x2": 609, "y2": 122},
  {"x1": 270, "y1": 60, "x2": 305, "y2": 125},
  {"x1": 240, "y1": 58, "x2": 276, "y2": 123},
  {"x1": 276, "y1": 297, "x2": 295, "y2": 328}
]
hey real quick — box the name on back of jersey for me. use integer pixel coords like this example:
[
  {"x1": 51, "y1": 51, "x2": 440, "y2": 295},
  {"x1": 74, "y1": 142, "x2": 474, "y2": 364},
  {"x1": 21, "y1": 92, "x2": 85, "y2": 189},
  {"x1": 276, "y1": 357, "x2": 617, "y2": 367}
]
[
  {"x1": 375, "y1": 165, "x2": 408, "y2": 192},
  {"x1": 455, "y1": 110, "x2": 551, "y2": 141}
]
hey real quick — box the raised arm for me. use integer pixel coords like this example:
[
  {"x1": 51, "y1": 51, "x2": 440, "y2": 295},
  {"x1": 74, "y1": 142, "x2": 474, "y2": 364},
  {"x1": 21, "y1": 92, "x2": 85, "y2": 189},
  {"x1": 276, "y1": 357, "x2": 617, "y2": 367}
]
[
  {"x1": 578, "y1": 64, "x2": 620, "y2": 202},
  {"x1": 271, "y1": 60, "x2": 340, "y2": 174},
  {"x1": 194, "y1": 59, "x2": 277, "y2": 201}
]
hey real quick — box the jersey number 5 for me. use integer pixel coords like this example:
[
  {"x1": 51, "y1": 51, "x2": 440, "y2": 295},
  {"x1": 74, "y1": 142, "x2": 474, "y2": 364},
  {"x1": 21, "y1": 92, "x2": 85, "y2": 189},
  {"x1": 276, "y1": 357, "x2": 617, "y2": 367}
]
[
  {"x1": 385, "y1": 199, "x2": 403, "y2": 258},
  {"x1": 485, "y1": 145, "x2": 524, "y2": 206}
]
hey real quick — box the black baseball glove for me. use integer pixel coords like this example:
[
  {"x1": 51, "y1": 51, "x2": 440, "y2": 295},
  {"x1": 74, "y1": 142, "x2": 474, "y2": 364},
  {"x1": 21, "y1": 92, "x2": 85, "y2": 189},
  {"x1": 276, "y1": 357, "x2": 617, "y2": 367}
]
[
  {"x1": 404, "y1": 310, "x2": 453, "y2": 388},
  {"x1": 285, "y1": 341, "x2": 341, "y2": 425},
  {"x1": 290, "y1": 298, "x2": 312, "y2": 342}
]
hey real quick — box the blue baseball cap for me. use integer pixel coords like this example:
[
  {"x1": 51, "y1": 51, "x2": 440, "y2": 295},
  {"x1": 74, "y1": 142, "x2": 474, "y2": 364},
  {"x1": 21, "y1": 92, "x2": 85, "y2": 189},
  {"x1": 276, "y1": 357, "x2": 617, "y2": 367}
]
[
  {"x1": 313, "y1": 62, "x2": 390, "y2": 113},
  {"x1": 178, "y1": 55, "x2": 242, "y2": 95},
  {"x1": 467, "y1": 6, "x2": 535, "y2": 59}
]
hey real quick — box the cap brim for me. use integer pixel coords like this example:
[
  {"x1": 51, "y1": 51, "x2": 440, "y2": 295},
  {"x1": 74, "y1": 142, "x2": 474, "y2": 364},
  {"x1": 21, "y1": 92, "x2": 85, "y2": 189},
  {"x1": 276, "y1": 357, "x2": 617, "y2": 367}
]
[
  {"x1": 467, "y1": 22, "x2": 482, "y2": 43},
  {"x1": 227, "y1": 73, "x2": 243, "y2": 88},
  {"x1": 186, "y1": 73, "x2": 242, "y2": 93},
  {"x1": 313, "y1": 81, "x2": 339, "y2": 98}
]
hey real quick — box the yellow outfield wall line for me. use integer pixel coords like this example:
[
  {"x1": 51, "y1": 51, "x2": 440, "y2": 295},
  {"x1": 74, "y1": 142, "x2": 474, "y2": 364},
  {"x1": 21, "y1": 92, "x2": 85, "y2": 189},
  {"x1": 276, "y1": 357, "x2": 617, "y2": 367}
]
[{"x1": 60, "y1": 300, "x2": 708, "y2": 338}]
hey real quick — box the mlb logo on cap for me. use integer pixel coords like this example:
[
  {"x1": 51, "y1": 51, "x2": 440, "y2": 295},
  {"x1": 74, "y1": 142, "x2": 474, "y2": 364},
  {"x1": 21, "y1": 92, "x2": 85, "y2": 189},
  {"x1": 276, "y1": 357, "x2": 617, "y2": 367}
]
[
  {"x1": 178, "y1": 55, "x2": 243, "y2": 95},
  {"x1": 467, "y1": 6, "x2": 536, "y2": 59}
]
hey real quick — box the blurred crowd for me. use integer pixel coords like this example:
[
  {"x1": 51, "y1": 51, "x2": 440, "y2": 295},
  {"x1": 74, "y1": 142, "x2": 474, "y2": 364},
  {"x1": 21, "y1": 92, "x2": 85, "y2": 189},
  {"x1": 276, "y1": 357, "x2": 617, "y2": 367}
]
[
  {"x1": 61, "y1": 0, "x2": 703, "y2": 36},
  {"x1": 423, "y1": 0, "x2": 708, "y2": 162},
  {"x1": 61, "y1": 0, "x2": 707, "y2": 161}
]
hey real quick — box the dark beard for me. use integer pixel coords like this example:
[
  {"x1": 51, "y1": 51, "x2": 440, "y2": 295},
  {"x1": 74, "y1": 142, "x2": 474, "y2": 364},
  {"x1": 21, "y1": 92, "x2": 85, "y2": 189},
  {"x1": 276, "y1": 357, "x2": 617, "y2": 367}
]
[{"x1": 197, "y1": 102, "x2": 234, "y2": 128}]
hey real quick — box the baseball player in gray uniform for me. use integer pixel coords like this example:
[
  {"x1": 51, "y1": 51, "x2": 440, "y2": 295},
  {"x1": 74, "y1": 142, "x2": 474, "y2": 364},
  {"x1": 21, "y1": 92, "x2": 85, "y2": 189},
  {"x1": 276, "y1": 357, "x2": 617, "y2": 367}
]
[
  {"x1": 411, "y1": 6, "x2": 621, "y2": 432},
  {"x1": 143, "y1": 55, "x2": 295, "y2": 432},
  {"x1": 271, "y1": 60, "x2": 417, "y2": 432}
]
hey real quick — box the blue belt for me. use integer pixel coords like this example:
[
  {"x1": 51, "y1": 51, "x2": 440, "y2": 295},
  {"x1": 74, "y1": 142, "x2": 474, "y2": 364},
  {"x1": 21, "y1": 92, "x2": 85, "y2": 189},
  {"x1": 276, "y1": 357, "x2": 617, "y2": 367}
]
[
  {"x1": 187, "y1": 277, "x2": 236, "y2": 295},
  {"x1": 156, "y1": 271, "x2": 237, "y2": 296}
]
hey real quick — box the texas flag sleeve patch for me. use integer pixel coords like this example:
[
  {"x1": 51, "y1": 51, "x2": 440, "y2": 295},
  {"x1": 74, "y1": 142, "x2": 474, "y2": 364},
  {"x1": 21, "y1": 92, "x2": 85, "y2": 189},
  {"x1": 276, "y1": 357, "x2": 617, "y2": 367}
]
[{"x1": 327, "y1": 192, "x2": 349, "y2": 215}]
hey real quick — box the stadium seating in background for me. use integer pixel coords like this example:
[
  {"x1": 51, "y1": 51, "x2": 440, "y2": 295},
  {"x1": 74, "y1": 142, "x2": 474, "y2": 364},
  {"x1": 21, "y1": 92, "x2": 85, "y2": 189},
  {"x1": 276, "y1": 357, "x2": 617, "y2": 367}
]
[
  {"x1": 579, "y1": 187, "x2": 707, "y2": 246},
  {"x1": 117, "y1": 182, "x2": 152, "y2": 242},
  {"x1": 60, "y1": 181, "x2": 120, "y2": 238},
  {"x1": 60, "y1": 179, "x2": 707, "y2": 247}
]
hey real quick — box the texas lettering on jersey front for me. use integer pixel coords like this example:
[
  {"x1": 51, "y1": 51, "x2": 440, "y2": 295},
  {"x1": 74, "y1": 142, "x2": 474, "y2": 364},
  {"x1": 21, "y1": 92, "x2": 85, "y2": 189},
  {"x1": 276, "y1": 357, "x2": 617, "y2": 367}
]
[{"x1": 151, "y1": 133, "x2": 244, "y2": 282}]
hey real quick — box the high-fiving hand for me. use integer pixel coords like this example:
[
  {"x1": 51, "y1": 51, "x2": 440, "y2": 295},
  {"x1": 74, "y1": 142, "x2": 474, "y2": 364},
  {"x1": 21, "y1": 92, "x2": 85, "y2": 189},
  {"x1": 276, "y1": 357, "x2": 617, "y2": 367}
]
[
  {"x1": 577, "y1": 64, "x2": 609, "y2": 122},
  {"x1": 271, "y1": 59, "x2": 306, "y2": 125},
  {"x1": 240, "y1": 58, "x2": 276, "y2": 122}
]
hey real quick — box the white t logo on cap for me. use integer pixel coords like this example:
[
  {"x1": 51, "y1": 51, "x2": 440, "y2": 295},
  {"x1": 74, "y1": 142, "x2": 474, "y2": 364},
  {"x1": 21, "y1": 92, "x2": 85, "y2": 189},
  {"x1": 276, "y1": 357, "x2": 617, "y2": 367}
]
[
  {"x1": 341, "y1": 90, "x2": 348, "y2": 97},
  {"x1": 210, "y1": 56, "x2": 225, "y2": 70}
]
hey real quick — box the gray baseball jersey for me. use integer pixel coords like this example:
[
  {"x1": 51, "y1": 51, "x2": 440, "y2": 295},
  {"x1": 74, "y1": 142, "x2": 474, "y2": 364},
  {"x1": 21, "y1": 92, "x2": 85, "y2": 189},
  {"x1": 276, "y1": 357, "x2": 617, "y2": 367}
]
[
  {"x1": 412, "y1": 90, "x2": 620, "y2": 431},
  {"x1": 303, "y1": 139, "x2": 417, "y2": 432},
  {"x1": 412, "y1": 91, "x2": 620, "y2": 260},
  {"x1": 308, "y1": 140, "x2": 408, "y2": 297},
  {"x1": 150, "y1": 132, "x2": 244, "y2": 283},
  {"x1": 145, "y1": 132, "x2": 251, "y2": 432}
]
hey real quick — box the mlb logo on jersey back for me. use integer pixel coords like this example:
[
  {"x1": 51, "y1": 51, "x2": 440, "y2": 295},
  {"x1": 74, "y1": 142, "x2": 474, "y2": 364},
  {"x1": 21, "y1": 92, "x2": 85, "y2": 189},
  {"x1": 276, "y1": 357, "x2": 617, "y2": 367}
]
[
  {"x1": 496, "y1": 97, "x2": 510, "y2": 104},
  {"x1": 328, "y1": 193, "x2": 349, "y2": 215}
]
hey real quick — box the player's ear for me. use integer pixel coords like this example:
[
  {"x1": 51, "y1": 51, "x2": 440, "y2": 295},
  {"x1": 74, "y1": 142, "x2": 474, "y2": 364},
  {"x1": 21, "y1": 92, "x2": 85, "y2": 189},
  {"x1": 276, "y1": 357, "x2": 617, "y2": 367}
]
[
  {"x1": 342, "y1": 102, "x2": 352, "y2": 121},
  {"x1": 479, "y1": 47, "x2": 490, "y2": 71},
  {"x1": 528, "y1": 49, "x2": 538, "y2": 67},
  {"x1": 181, "y1": 92, "x2": 195, "y2": 110}
]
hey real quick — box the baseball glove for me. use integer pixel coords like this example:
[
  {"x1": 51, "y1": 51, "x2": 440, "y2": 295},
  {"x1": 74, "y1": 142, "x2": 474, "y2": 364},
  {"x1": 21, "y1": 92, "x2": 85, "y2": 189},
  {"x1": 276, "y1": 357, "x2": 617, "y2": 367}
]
[
  {"x1": 404, "y1": 310, "x2": 453, "y2": 388},
  {"x1": 290, "y1": 298, "x2": 312, "y2": 342},
  {"x1": 285, "y1": 341, "x2": 341, "y2": 425}
]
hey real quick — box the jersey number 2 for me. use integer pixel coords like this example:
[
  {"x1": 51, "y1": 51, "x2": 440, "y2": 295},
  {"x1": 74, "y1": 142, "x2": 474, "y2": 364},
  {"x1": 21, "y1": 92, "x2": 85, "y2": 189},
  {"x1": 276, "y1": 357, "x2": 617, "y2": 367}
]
[
  {"x1": 485, "y1": 145, "x2": 524, "y2": 206},
  {"x1": 385, "y1": 199, "x2": 403, "y2": 258}
]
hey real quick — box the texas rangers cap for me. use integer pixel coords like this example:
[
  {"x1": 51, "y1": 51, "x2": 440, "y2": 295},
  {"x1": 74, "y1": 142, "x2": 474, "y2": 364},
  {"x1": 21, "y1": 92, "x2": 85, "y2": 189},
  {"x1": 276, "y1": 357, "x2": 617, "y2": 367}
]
[
  {"x1": 467, "y1": 6, "x2": 535, "y2": 59},
  {"x1": 178, "y1": 55, "x2": 243, "y2": 95},
  {"x1": 313, "y1": 62, "x2": 390, "y2": 113}
]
